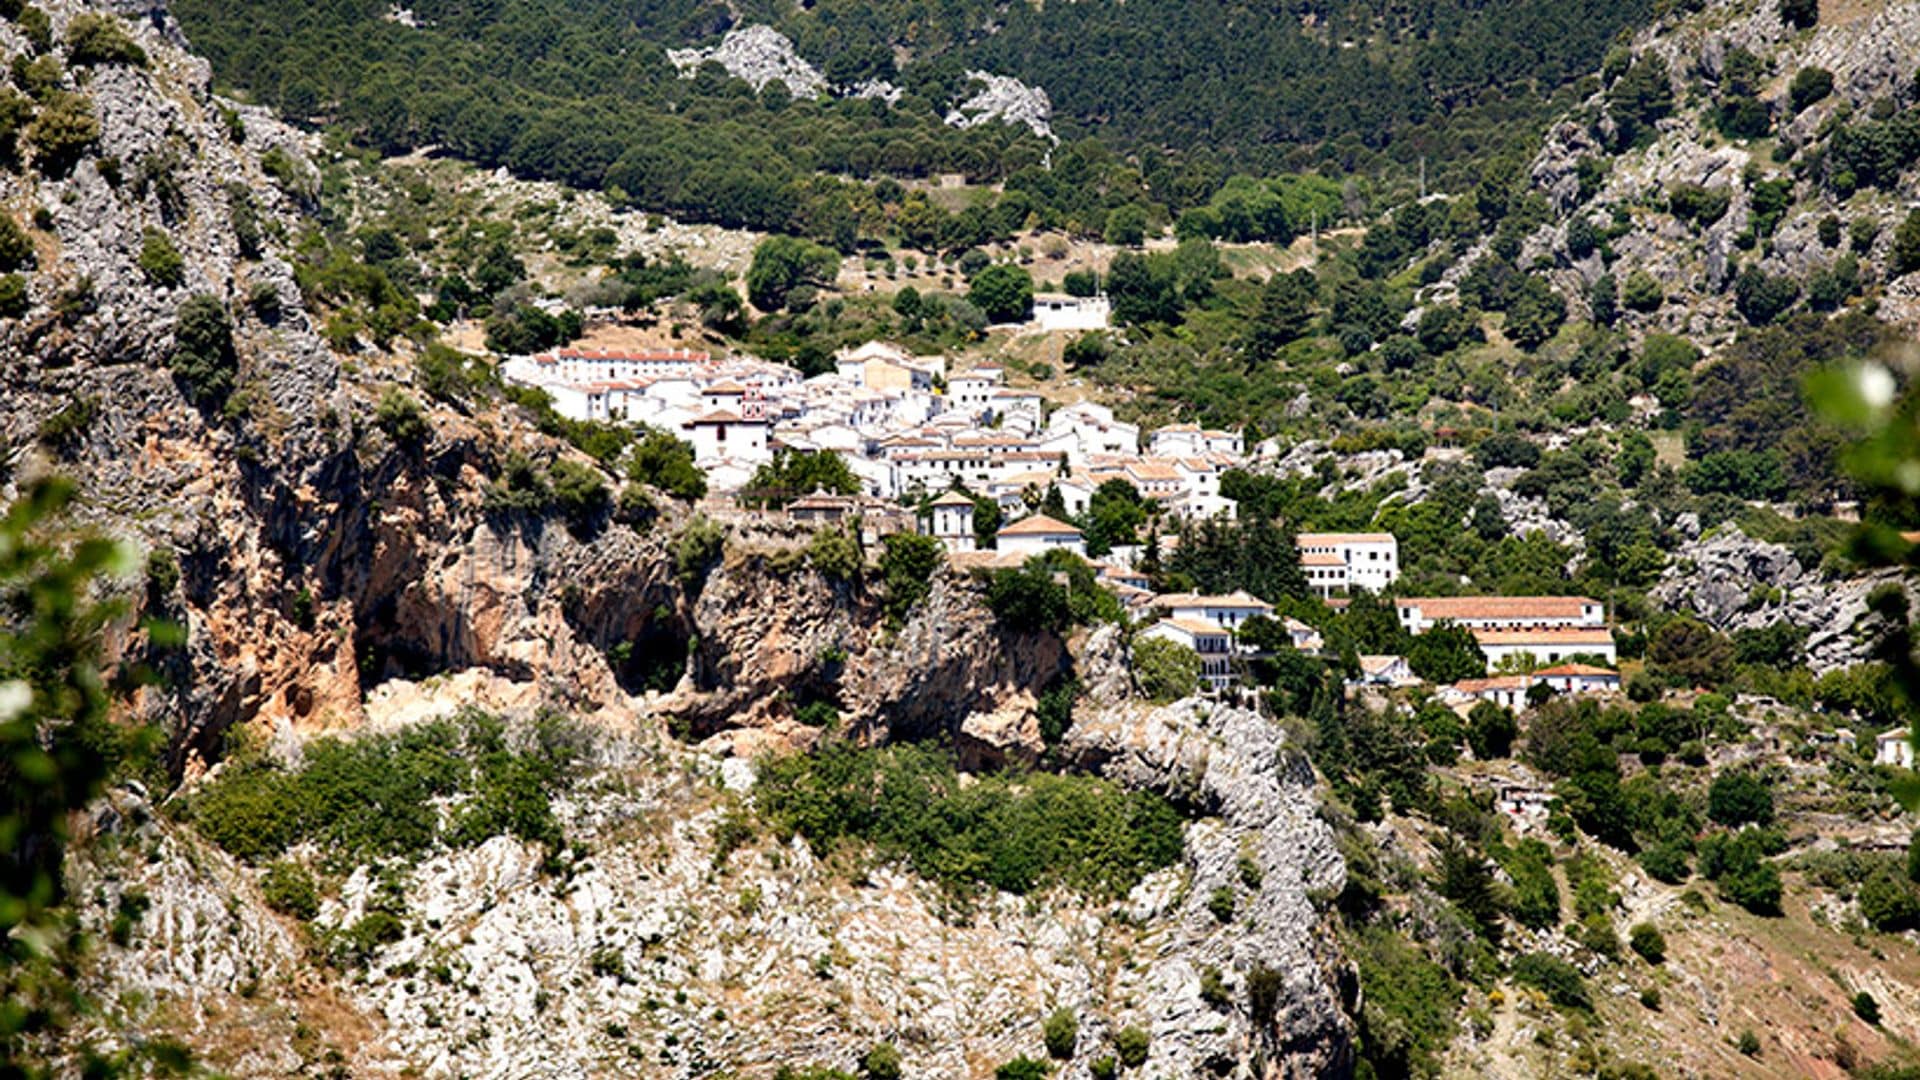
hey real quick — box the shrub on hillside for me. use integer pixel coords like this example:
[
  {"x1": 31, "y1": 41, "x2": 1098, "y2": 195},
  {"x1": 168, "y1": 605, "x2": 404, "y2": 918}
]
[{"x1": 1133, "y1": 636, "x2": 1201, "y2": 703}]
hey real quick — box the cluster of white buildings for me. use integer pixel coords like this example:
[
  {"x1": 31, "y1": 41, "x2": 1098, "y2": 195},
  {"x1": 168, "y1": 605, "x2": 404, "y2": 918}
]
[{"x1": 503, "y1": 340, "x2": 1250, "y2": 517}]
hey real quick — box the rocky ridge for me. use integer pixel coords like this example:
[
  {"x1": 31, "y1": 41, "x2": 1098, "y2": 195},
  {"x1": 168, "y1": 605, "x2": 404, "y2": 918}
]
[{"x1": 72, "y1": 692, "x2": 1353, "y2": 1079}]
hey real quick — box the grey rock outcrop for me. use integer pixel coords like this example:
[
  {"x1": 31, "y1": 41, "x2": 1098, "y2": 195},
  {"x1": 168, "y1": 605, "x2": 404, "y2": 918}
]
[
  {"x1": 1061, "y1": 699, "x2": 1354, "y2": 1078},
  {"x1": 1651, "y1": 526, "x2": 1907, "y2": 672},
  {"x1": 667, "y1": 25, "x2": 828, "y2": 99},
  {"x1": 945, "y1": 71, "x2": 1056, "y2": 142}
]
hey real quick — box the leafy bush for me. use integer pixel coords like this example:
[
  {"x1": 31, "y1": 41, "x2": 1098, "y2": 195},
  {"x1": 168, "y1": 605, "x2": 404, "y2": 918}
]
[
  {"x1": 1859, "y1": 870, "x2": 1920, "y2": 932},
  {"x1": 1349, "y1": 925, "x2": 1458, "y2": 1077},
  {"x1": 1113, "y1": 1026, "x2": 1150, "y2": 1069},
  {"x1": 970, "y1": 263, "x2": 1034, "y2": 323},
  {"x1": 169, "y1": 295, "x2": 237, "y2": 407},
  {"x1": 259, "y1": 861, "x2": 318, "y2": 919},
  {"x1": 673, "y1": 516, "x2": 725, "y2": 592},
  {"x1": 994, "y1": 1058, "x2": 1049, "y2": 1080},
  {"x1": 25, "y1": 92, "x2": 98, "y2": 176},
  {"x1": 191, "y1": 710, "x2": 579, "y2": 866},
  {"x1": 1853, "y1": 991, "x2": 1880, "y2": 1024},
  {"x1": 861, "y1": 1042, "x2": 903, "y2": 1080},
  {"x1": 878, "y1": 532, "x2": 943, "y2": 626},
  {"x1": 1467, "y1": 702, "x2": 1517, "y2": 759},
  {"x1": 0, "y1": 214, "x2": 33, "y2": 272},
  {"x1": 138, "y1": 228, "x2": 184, "y2": 287},
  {"x1": 1207, "y1": 886, "x2": 1236, "y2": 923},
  {"x1": 1043, "y1": 1008, "x2": 1078, "y2": 1059},
  {"x1": 0, "y1": 272, "x2": 26, "y2": 318},
  {"x1": 1707, "y1": 770, "x2": 1774, "y2": 827},
  {"x1": 986, "y1": 558, "x2": 1072, "y2": 634},
  {"x1": 1088, "y1": 1057, "x2": 1117, "y2": 1080},
  {"x1": 65, "y1": 14, "x2": 146, "y2": 67},
  {"x1": 756, "y1": 742, "x2": 1184, "y2": 900},
  {"x1": 626, "y1": 428, "x2": 706, "y2": 500},
  {"x1": 1133, "y1": 636, "x2": 1201, "y2": 703},
  {"x1": 548, "y1": 458, "x2": 610, "y2": 534},
  {"x1": 1511, "y1": 952, "x2": 1590, "y2": 1010},
  {"x1": 1628, "y1": 922, "x2": 1665, "y2": 964},
  {"x1": 373, "y1": 389, "x2": 428, "y2": 448},
  {"x1": 807, "y1": 526, "x2": 863, "y2": 581}
]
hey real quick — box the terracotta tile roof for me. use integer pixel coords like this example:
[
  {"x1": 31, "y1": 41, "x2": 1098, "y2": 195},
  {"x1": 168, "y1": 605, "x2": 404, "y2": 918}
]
[
  {"x1": 1532, "y1": 663, "x2": 1619, "y2": 677},
  {"x1": 1300, "y1": 552, "x2": 1346, "y2": 567},
  {"x1": 1158, "y1": 617, "x2": 1232, "y2": 637},
  {"x1": 687, "y1": 409, "x2": 746, "y2": 424},
  {"x1": 1400, "y1": 596, "x2": 1598, "y2": 621},
  {"x1": 1152, "y1": 590, "x2": 1273, "y2": 610},
  {"x1": 1297, "y1": 532, "x2": 1396, "y2": 546},
  {"x1": 704, "y1": 381, "x2": 748, "y2": 394},
  {"x1": 930, "y1": 490, "x2": 975, "y2": 507},
  {"x1": 1470, "y1": 628, "x2": 1615, "y2": 646},
  {"x1": 1357, "y1": 654, "x2": 1404, "y2": 674},
  {"x1": 997, "y1": 514, "x2": 1082, "y2": 537},
  {"x1": 1454, "y1": 676, "x2": 1531, "y2": 693}
]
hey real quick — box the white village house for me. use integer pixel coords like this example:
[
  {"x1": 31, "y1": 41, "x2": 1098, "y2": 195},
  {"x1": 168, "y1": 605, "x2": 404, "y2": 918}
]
[
  {"x1": 1296, "y1": 533, "x2": 1400, "y2": 596},
  {"x1": 996, "y1": 514, "x2": 1086, "y2": 557}
]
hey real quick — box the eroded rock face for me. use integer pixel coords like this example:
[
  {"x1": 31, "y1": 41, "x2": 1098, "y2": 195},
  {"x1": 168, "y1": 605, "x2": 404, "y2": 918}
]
[
  {"x1": 1062, "y1": 699, "x2": 1354, "y2": 1078},
  {"x1": 73, "y1": 695, "x2": 1355, "y2": 1080},
  {"x1": 680, "y1": 550, "x2": 1070, "y2": 763}
]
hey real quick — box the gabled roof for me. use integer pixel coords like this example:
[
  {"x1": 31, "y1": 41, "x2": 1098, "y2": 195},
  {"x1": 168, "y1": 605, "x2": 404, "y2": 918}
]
[
  {"x1": 1399, "y1": 596, "x2": 1599, "y2": 620},
  {"x1": 1470, "y1": 627, "x2": 1615, "y2": 646},
  {"x1": 1300, "y1": 552, "x2": 1346, "y2": 567},
  {"x1": 1156, "y1": 617, "x2": 1232, "y2": 638},
  {"x1": 1297, "y1": 532, "x2": 1396, "y2": 546},
  {"x1": 1532, "y1": 663, "x2": 1619, "y2": 677},
  {"x1": 1152, "y1": 589, "x2": 1273, "y2": 611},
  {"x1": 686, "y1": 409, "x2": 746, "y2": 424},
  {"x1": 930, "y1": 490, "x2": 976, "y2": 507},
  {"x1": 998, "y1": 514, "x2": 1082, "y2": 537},
  {"x1": 1357, "y1": 654, "x2": 1405, "y2": 675}
]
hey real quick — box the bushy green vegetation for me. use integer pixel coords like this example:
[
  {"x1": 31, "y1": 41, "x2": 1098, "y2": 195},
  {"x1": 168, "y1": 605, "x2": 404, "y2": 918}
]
[
  {"x1": 1132, "y1": 636, "x2": 1201, "y2": 704},
  {"x1": 189, "y1": 710, "x2": 582, "y2": 865},
  {"x1": 755, "y1": 741, "x2": 1185, "y2": 900}
]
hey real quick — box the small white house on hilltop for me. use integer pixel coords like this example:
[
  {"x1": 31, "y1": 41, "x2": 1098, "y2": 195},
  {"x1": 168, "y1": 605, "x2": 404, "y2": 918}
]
[
  {"x1": 1878, "y1": 728, "x2": 1915, "y2": 769},
  {"x1": 682, "y1": 410, "x2": 770, "y2": 470},
  {"x1": 1296, "y1": 533, "x2": 1400, "y2": 596},
  {"x1": 1029, "y1": 293, "x2": 1111, "y2": 332}
]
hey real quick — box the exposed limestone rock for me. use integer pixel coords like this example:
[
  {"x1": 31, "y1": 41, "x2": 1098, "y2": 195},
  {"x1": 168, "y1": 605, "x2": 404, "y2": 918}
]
[
  {"x1": 72, "y1": 695, "x2": 1354, "y2": 1079},
  {"x1": 667, "y1": 25, "x2": 828, "y2": 100},
  {"x1": 1061, "y1": 698, "x2": 1354, "y2": 1077},
  {"x1": 945, "y1": 71, "x2": 1056, "y2": 142},
  {"x1": 1650, "y1": 526, "x2": 1906, "y2": 673}
]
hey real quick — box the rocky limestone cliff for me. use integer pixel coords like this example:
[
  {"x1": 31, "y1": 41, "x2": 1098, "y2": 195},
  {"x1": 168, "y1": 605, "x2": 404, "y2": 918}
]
[
  {"x1": 1523, "y1": 0, "x2": 1920, "y2": 340},
  {"x1": 69, "y1": 694, "x2": 1353, "y2": 1079}
]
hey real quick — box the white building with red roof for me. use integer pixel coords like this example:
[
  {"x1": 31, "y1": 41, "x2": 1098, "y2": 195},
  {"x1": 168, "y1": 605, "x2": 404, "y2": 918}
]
[{"x1": 996, "y1": 514, "x2": 1085, "y2": 557}]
